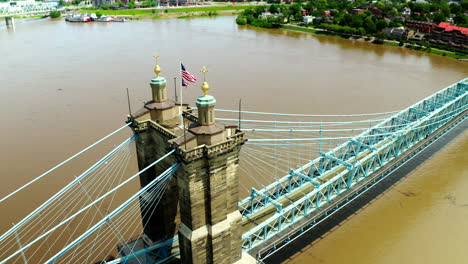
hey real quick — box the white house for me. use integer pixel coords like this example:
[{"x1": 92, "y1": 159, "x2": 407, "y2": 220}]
[
  {"x1": 303, "y1": 15, "x2": 314, "y2": 24},
  {"x1": 402, "y1": 7, "x2": 411, "y2": 16}
]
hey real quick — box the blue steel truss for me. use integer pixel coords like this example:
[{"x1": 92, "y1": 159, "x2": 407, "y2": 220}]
[
  {"x1": 240, "y1": 78, "x2": 467, "y2": 251},
  {"x1": 0, "y1": 2, "x2": 58, "y2": 17},
  {"x1": 106, "y1": 237, "x2": 179, "y2": 264}
]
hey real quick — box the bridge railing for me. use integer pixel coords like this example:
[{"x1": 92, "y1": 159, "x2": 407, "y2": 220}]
[{"x1": 241, "y1": 78, "x2": 467, "y2": 250}]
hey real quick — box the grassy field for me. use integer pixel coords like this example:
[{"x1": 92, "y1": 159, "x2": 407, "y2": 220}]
[
  {"x1": 280, "y1": 25, "x2": 319, "y2": 33},
  {"x1": 165, "y1": 5, "x2": 256, "y2": 13},
  {"x1": 384, "y1": 41, "x2": 400, "y2": 46},
  {"x1": 405, "y1": 45, "x2": 467, "y2": 59},
  {"x1": 281, "y1": 25, "x2": 349, "y2": 39},
  {"x1": 79, "y1": 9, "x2": 152, "y2": 15}
]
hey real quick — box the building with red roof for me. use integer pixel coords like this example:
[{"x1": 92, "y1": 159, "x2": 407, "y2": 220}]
[{"x1": 430, "y1": 22, "x2": 468, "y2": 49}]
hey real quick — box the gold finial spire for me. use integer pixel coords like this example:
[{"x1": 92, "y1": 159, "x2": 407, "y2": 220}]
[
  {"x1": 201, "y1": 66, "x2": 209, "y2": 96},
  {"x1": 201, "y1": 66, "x2": 208, "y2": 81},
  {"x1": 153, "y1": 53, "x2": 161, "y2": 77}
]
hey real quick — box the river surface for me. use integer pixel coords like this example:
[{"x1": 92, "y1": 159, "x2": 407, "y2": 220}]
[{"x1": 0, "y1": 16, "x2": 467, "y2": 263}]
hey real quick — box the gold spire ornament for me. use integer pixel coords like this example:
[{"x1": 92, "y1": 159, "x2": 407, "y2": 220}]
[
  {"x1": 201, "y1": 66, "x2": 209, "y2": 96},
  {"x1": 153, "y1": 54, "x2": 161, "y2": 77}
]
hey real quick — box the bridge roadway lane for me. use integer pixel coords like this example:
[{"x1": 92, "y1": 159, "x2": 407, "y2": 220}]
[{"x1": 242, "y1": 110, "x2": 468, "y2": 260}]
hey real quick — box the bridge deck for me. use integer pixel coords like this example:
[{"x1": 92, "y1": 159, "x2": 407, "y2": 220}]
[
  {"x1": 249, "y1": 110, "x2": 467, "y2": 260},
  {"x1": 241, "y1": 130, "x2": 412, "y2": 232}
]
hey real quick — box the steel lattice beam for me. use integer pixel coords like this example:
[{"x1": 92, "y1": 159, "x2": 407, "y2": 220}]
[{"x1": 240, "y1": 78, "x2": 467, "y2": 251}]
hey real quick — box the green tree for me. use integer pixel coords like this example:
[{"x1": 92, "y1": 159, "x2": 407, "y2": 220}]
[
  {"x1": 462, "y1": 0, "x2": 468, "y2": 11},
  {"x1": 128, "y1": 0, "x2": 135, "y2": 8},
  {"x1": 387, "y1": 7, "x2": 398, "y2": 17},
  {"x1": 236, "y1": 15, "x2": 247, "y2": 25},
  {"x1": 440, "y1": 3, "x2": 450, "y2": 17},
  {"x1": 412, "y1": 3, "x2": 430, "y2": 14},
  {"x1": 376, "y1": 19, "x2": 388, "y2": 31},
  {"x1": 254, "y1": 5, "x2": 265, "y2": 16},
  {"x1": 428, "y1": 3, "x2": 440, "y2": 12},
  {"x1": 333, "y1": 11, "x2": 345, "y2": 24},
  {"x1": 358, "y1": 27, "x2": 366, "y2": 35},
  {"x1": 96, "y1": 11, "x2": 102, "y2": 17},
  {"x1": 454, "y1": 14, "x2": 467, "y2": 25},
  {"x1": 433, "y1": 12, "x2": 446, "y2": 24},
  {"x1": 363, "y1": 16, "x2": 376, "y2": 33},
  {"x1": 340, "y1": 13, "x2": 353, "y2": 26},
  {"x1": 49, "y1": 10, "x2": 61, "y2": 18},
  {"x1": 342, "y1": 14, "x2": 364, "y2": 28},
  {"x1": 375, "y1": 1, "x2": 386, "y2": 10},
  {"x1": 283, "y1": 8, "x2": 293, "y2": 23},
  {"x1": 140, "y1": 1, "x2": 152, "y2": 7},
  {"x1": 389, "y1": 20, "x2": 402, "y2": 27},
  {"x1": 289, "y1": 3, "x2": 302, "y2": 21},
  {"x1": 269, "y1": 4, "x2": 279, "y2": 14},
  {"x1": 328, "y1": 1, "x2": 339, "y2": 9},
  {"x1": 449, "y1": 3, "x2": 462, "y2": 14}
]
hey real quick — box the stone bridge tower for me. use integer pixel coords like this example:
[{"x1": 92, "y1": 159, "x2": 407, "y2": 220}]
[
  {"x1": 131, "y1": 56, "x2": 180, "y2": 243},
  {"x1": 129, "y1": 59, "x2": 251, "y2": 263}
]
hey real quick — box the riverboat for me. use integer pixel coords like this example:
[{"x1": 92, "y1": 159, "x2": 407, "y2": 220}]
[
  {"x1": 65, "y1": 14, "x2": 91, "y2": 22},
  {"x1": 89, "y1": 13, "x2": 98, "y2": 21},
  {"x1": 97, "y1": 16, "x2": 113, "y2": 22},
  {"x1": 112, "y1": 18, "x2": 125, "y2": 22}
]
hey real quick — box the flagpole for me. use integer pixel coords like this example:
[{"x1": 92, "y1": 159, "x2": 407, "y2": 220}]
[
  {"x1": 180, "y1": 62, "x2": 183, "y2": 129},
  {"x1": 180, "y1": 62, "x2": 187, "y2": 150},
  {"x1": 174, "y1": 77, "x2": 178, "y2": 103}
]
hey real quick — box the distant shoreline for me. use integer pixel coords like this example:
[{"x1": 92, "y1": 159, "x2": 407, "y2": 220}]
[{"x1": 280, "y1": 24, "x2": 468, "y2": 61}]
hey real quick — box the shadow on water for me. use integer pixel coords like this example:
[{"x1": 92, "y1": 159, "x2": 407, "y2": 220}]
[{"x1": 263, "y1": 120, "x2": 467, "y2": 264}]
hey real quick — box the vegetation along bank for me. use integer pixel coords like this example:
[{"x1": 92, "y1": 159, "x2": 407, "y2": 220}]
[{"x1": 236, "y1": 1, "x2": 468, "y2": 60}]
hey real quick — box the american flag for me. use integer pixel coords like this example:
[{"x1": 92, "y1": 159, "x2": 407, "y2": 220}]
[{"x1": 181, "y1": 63, "x2": 197, "y2": 87}]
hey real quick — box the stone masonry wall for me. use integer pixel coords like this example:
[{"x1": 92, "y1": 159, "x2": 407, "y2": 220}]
[
  {"x1": 134, "y1": 125, "x2": 180, "y2": 242},
  {"x1": 177, "y1": 144, "x2": 243, "y2": 264}
]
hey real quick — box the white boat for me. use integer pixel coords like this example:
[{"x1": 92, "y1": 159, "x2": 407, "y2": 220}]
[
  {"x1": 89, "y1": 13, "x2": 98, "y2": 21},
  {"x1": 65, "y1": 14, "x2": 80, "y2": 22},
  {"x1": 97, "y1": 15, "x2": 113, "y2": 22},
  {"x1": 80, "y1": 15, "x2": 91, "y2": 22},
  {"x1": 65, "y1": 13, "x2": 91, "y2": 22}
]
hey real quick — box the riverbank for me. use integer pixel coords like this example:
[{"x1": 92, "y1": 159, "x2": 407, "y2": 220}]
[
  {"x1": 78, "y1": 5, "x2": 266, "y2": 19},
  {"x1": 281, "y1": 24, "x2": 468, "y2": 60}
]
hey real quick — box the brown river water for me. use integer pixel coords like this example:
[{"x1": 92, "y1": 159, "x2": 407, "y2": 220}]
[{"x1": 0, "y1": 16, "x2": 467, "y2": 263}]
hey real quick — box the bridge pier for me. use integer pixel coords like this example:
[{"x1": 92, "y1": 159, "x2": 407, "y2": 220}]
[{"x1": 5, "y1": 16, "x2": 14, "y2": 27}]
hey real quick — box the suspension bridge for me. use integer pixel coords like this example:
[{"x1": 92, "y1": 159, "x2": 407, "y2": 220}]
[{"x1": 0, "y1": 61, "x2": 466, "y2": 264}]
